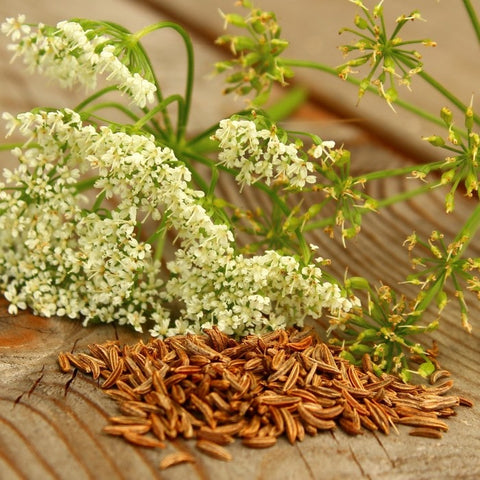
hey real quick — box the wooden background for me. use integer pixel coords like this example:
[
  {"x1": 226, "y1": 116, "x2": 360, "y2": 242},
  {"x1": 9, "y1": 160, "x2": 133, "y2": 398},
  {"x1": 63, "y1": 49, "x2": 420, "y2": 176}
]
[{"x1": 0, "y1": 1, "x2": 479, "y2": 479}]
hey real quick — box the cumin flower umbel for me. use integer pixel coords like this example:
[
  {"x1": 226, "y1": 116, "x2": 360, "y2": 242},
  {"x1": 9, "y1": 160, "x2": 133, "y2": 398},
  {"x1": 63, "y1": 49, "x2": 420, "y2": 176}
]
[{"x1": 2, "y1": 15, "x2": 157, "y2": 108}]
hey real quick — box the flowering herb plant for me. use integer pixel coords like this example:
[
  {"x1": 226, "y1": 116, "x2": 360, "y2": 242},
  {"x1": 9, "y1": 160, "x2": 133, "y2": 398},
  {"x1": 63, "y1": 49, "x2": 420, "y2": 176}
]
[{"x1": 0, "y1": 0, "x2": 479, "y2": 381}]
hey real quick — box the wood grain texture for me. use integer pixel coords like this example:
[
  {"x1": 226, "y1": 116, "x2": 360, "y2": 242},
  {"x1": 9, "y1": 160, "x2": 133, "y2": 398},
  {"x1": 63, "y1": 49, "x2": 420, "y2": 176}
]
[{"x1": 0, "y1": 1, "x2": 479, "y2": 479}]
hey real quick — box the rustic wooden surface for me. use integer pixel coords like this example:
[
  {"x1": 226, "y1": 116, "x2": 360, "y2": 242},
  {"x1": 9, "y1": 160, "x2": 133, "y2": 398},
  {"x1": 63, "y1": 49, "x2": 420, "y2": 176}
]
[{"x1": 0, "y1": 1, "x2": 479, "y2": 479}]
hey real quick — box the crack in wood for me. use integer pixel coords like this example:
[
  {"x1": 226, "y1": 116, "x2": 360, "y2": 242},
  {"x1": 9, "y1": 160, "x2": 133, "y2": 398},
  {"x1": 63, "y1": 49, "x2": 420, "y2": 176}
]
[
  {"x1": 14, "y1": 365, "x2": 45, "y2": 406},
  {"x1": 372, "y1": 431, "x2": 396, "y2": 469},
  {"x1": 348, "y1": 445, "x2": 372, "y2": 480},
  {"x1": 295, "y1": 443, "x2": 316, "y2": 480},
  {"x1": 64, "y1": 368, "x2": 78, "y2": 397}
]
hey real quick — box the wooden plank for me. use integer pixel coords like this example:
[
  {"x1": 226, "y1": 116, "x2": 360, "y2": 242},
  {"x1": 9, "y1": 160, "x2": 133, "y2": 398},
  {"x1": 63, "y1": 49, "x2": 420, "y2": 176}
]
[{"x1": 0, "y1": 1, "x2": 479, "y2": 479}]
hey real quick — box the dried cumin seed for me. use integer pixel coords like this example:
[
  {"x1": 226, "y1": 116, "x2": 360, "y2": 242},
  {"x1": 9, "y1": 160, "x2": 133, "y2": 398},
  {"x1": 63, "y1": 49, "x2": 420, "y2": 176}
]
[
  {"x1": 359, "y1": 414, "x2": 379, "y2": 432},
  {"x1": 333, "y1": 381, "x2": 373, "y2": 399},
  {"x1": 318, "y1": 343, "x2": 339, "y2": 370},
  {"x1": 346, "y1": 364, "x2": 366, "y2": 390},
  {"x1": 57, "y1": 353, "x2": 72, "y2": 373},
  {"x1": 177, "y1": 409, "x2": 195, "y2": 438},
  {"x1": 288, "y1": 388, "x2": 319, "y2": 404},
  {"x1": 123, "y1": 431, "x2": 166, "y2": 448},
  {"x1": 408, "y1": 427, "x2": 443, "y2": 439},
  {"x1": 124, "y1": 355, "x2": 147, "y2": 383},
  {"x1": 197, "y1": 427, "x2": 234, "y2": 446},
  {"x1": 211, "y1": 421, "x2": 246, "y2": 436},
  {"x1": 163, "y1": 374, "x2": 188, "y2": 388},
  {"x1": 306, "y1": 385, "x2": 342, "y2": 399},
  {"x1": 282, "y1": 362, "x2": 300, "y2": 392},
  {"x1": 190, "y1": 394, "x2": 215, "y2": 428},
  {"x1": 365, "y1": 376, "x2": 395, "y2": 391},
  {"x1": 133, "y1": 378, "x2": 153, "y2": 396},
  {"x1": 339, "y1": 417, "x2": 363, "y2": 436},
  {"x1": 301, "y1": 355, "x2": 340, "y2": 376},
  {"x1": 286, "y1": 335, "x2": 313, "y2": 351},
  {"x1": 268, "y1": 356, "x2": 296, "y2": 382},
  {"x1": 341, "y1": 388, "x2": 370, "y2": 416},
  {"x1": 295, "y1": 416, "x2": 306, "y2": 442},
  {"x1": 118, "y1": 401, "x2": 149, "y2": 418},
  {"x1": 361, "y1": 353, "x2": 373, "y2": 374},
  {"x1": 459, "y1": 396, "x2": 474, "y2": 408},
  {"x1": 364, "y1": 399, "x2": 390, "y2": 435},
  {"x1": 204, "y1": 326, "x2": 230, "y2": 351},
  {"x1": 65, "y1": 353, "x2": 91, "y2": 373},
  {"x1": 78, "y1": 354, "x2": 102, "y2": 380},
  {"x1": 195, "y1": 439, "x2": 232, "y2": 462},
  {"x1": 109, "y1": 415, "x2": 151, "y2": 425},
  {"x1": 420, "y1": 396, "x2": 459, "y2": 411},
  {"x1": 258, "y1": 394, "x2": 301, "y2": 407},
  {"x1": 239, "y1": 415, "x2": 262, "y2": 438},
  {"x1": 170, "y1": 383, "x2": 187, "y2": 405},
  {"x1": 104, "y1": 389, "x2": 136, "y2": 402},
  {"x1": 396, "y1": 415, "x2": 449, "y2": 431},
  {"x1": 175, "y1": 365, "x2": 201, "y2": 374},
  {"x1": 150, "y1": 413, "x2": 166, "y2": 441},
  {"x1": 302, "y1": 402, "x2": 344, "y2": 419},
  {"x1": 297, "y1": 404, "x2": 337, "y2": 430},
  {"x1": 184, "y1": 338, "x2": 226, "y2": 361},
  {"x1": 425, "y1": 380, "x2": 454, "y2": 396},
  {"x1": 242, "y1": 436, "x2": 277, "y2": 448},
  {"x1": 159, "y1": 451, "x2": 196, "y2": 470},
  {"x1": 280, "y1": 408, "x2": 298, "y2": 444},
  {"x1": 108, "y1": 347, "x2": 120, "y2": 370},
  {"x1": 429, "y1": 369, "x2": 451, "y2": 385},
  {"x1": 206, "y1": 391, "x2": 231, "y2": 412},
  {"x1": 103, "y1": 424, "x2": 151, "y2": 436},
  {"x1": 271, "y1": 349, "x2": 286, "y2": 371},
  {"x1": 116, "y1": 380, "x2": 140, "y2": 400},
  {"x1": 152, "y1": 370, "x2": 168, "y2": 395},
  {"x1": 101, "y1": 358, "x2": 124, "y2": 389}
]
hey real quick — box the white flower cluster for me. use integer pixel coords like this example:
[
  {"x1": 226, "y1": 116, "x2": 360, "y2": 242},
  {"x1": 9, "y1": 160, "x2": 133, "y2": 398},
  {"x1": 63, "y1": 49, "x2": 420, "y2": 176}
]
[
  {"x1": 1, "y1": 108, "x2": 357, "y2": 337},
  {"x1": 164, "y1": 246, "x2": 357, "y2": 337},
  {"x1": 214, "y1": 118, "x2": 317, "y2": 189},
  {"x1": 1, "y1": 15, "x2": 156, "y2": 108}
]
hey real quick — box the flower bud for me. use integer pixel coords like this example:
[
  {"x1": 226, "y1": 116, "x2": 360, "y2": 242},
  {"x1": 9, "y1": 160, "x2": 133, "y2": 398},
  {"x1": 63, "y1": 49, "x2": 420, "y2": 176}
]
[
  {"x1": 422, "y1": 135, "x2": 445, "y2": 147},
  {"x1": 223, "y1": 13, "x2": 247, "y2": 28},
  {"x1": 465, "y1": 106, "x2": 474, "y2": 131},
  {"x1": 354, "y1": 14, "x2": 369, "y2": 29},
  {"x1": 440, "y1": 106, "x2": 453, "y2": 126}
]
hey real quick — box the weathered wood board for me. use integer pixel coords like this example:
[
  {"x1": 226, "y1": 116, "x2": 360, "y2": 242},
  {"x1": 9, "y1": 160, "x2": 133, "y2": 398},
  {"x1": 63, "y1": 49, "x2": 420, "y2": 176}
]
[{"x1": 0, "y1": 1, "x2": 479, "y2": 479}]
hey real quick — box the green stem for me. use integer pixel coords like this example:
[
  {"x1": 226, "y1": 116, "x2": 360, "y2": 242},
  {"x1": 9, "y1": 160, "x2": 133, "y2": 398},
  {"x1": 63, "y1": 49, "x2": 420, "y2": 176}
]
[
  {"x1": 416, "y1": 68, "x2": 480, "y2": 124},
  {"x1": 453, "y1": 201, "x2": 480, "y2": 252},
  {"x1": 281, "y1": 58, "x2": 445, "y2": 129},
  {"x1": 74, "y1": 86, "x2": 119, "y2": 111},
  {"x1": 374, "y1": 181, "x2": 442, "y2": 209},
  {"x1": 0, "y1": 143, "x2": 23, "y2": 151},
  {"x1": 463, "y1": 0, "x2": 480, "y2": 43},
  {"x1": 355, "y1": 160, "x2": 445, "y2": 183},
  {"x1": 133, "y1": 94, "x2": 184, "y2": 134},
  {"x1": 134, "y1": 22, "x2": 195, "y2": 143}
]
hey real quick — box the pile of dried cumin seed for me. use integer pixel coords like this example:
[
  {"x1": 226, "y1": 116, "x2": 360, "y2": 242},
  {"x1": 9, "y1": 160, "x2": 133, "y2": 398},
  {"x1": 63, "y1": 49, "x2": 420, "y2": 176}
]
[{"x1": 58, "y1": 328, "x2": 472, "y2": 469}]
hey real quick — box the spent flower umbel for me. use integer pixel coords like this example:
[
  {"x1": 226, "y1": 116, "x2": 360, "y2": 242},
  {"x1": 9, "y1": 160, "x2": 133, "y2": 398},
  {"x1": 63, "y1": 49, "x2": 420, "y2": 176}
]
[
  {"x1": 337, "y1": 1, "x2": 435, "y2": 108},
  {"x1": 214, "y1": 0, "x2": 292, "y2": 105},
  {"x1": 404, "y1": 229, "x2": 480, "y2": 333},
  {"x1": 424, "y1": 106, "x2": 480, "y2": 213}
]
